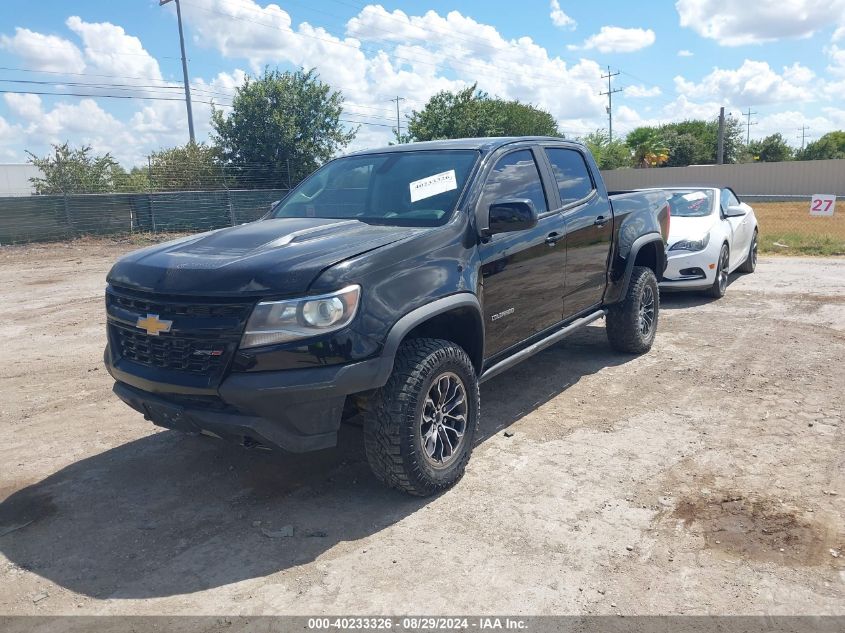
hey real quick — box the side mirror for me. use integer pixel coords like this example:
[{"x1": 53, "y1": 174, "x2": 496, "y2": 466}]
[
  {"x1": 724, "y1": 204, "x2": 746, "y2": 218},
  {"x1": 485, "y1": 199, "x2": 539, "y2": 235}
]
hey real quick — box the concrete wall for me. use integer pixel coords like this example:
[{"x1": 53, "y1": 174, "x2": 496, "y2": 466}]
[
  {"x1": 601, "y1": 159, "x2": 845, "y2": 197},
  {"x1": 0, "y1": 164, "x2": 41, "y2": 196}
]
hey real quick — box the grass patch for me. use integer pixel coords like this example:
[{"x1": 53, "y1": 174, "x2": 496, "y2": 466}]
[
  {"x1": 753, "y1": 202, "x2": 845, "y2": 256},
  {"x1": 759, "y1": 233, "x2": 845, "y2": 256}
]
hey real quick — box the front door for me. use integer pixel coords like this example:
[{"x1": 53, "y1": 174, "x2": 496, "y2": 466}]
[
  {"x1": 479, "y1": 148, "x2": 567, "y2": 358},
  {"x1": 720, "y1": 188, "x2": 751, "y2": 268},
  {"x1": 543, "y1": 147, "x2": 613, "y2": 317}
]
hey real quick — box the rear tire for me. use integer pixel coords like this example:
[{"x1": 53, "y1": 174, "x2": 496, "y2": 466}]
[
  {"x1": 737, "y1": 230, "x2": 757, "y2": 273},
  {"x1": 606, "y1": 266, "x2": 659, "y2": 354},
  {"x1": 706, "y1": 244, "x2": 730, "y2": 298},
  {"x1": 363, "y1": 338, "x2": 480, "y2": 496}
]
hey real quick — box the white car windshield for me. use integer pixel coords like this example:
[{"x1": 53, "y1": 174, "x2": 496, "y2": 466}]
[{"x1": 666, "y1": 189, "x2": 715, "y2": 217}]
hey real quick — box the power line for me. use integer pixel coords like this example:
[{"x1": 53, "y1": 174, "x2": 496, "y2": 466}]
[
  {"x1": 0, "y1": 88, "x2": 222, "y2": 105},
  {"x1": 390, "y1": 96, "x2": 406, "y2": 143},
  {"x1": 600, "y1": 66, "x2": 623, "y2": 143},
  {"x1": 161, "y1": 0, "x2": 196, "y2": 143},
  {"x1": 798, "y1": 125, "x2": 811, "y2": 150},
  {"x1": 743, "y1": 107, "x2": 758, "y2": 144}
]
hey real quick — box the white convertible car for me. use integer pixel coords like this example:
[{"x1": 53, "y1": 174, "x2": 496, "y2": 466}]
[{"x1": 656, "y1": 187, "x2": 759, "y2": 298}]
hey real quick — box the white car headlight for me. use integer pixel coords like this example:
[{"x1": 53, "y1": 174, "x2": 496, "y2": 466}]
[
  {"x1": 240, "y1": 285, "x2": 361, "y2": 349},
  {"x1": 669, "y1": 232, "x2": 710, "y2": 252}
]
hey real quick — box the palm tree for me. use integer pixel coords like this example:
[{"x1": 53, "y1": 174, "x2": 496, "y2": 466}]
[{"x1": 625, "y1": 128, "x2": 669, "y2": 168}]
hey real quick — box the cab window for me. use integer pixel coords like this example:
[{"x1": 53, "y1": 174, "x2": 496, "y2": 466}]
[
  {"x1": 479, "y1": 150, "x2": 548, "y2": 215},
  {"x1": 544, "y1": 148, "x2": 594, "y2": 205}
]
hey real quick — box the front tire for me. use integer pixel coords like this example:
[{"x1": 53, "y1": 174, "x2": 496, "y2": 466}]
[
  {"x1": 363, "y1": 338, "x2": 480, "y2": 496},
  {"x1": 606, "y1": 266, "x2": 659, "y2": 354},
  {"x1": 706, "y1": 244, "x2": 730, "y2": 298},
  {"x1": 737, "y1": 230, "x2": 757, "y2": 273}
]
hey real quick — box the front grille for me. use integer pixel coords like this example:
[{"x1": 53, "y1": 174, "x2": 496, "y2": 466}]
[
  {"x1": 109, "y1": 293, "x2": 251, "y2": 319},
  {"x1": 106, "y1": 286, "x2": 254, "y2": 381},
  {"x1": 115, "y1": 327, "x2": 231, "y2": 374}
]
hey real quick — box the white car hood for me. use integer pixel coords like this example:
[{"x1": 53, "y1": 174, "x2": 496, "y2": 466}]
[{"x1": 668, "y1": 215, "x2": 717, "y2": 246}]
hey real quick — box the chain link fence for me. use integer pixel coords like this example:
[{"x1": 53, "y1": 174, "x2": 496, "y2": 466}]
[
  {"x1": 738, "y1": 195, "x2": 845, "y2": 255},
  {"x1": 0, "y1": 163, "x2": 289, "y2": 245}
]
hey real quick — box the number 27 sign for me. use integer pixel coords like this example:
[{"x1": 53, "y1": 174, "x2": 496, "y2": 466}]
[{"x1": 810, "y1": 194, "x2": 836, "y2": 216}]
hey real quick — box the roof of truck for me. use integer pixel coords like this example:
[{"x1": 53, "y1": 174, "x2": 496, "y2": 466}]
[{"x1": 346, "y1": 136, "x2": 579, "y2": 156}]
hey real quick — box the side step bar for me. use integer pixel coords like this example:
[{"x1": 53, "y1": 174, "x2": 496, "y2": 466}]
[{"x1": 479, "y1": 309, "x2": 606, "y2": 383}]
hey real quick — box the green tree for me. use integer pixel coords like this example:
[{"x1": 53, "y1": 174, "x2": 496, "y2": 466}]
[
  {"x1": 147, "y1": 142, "x2": 224, "y2": 191},
  {"x1": 211, "y1": 67, "x2": 356, "y2": 187},
  {"x1": 796, "y1": 131, "x2": 845, "y2": 160},
  {"x1": 741, "y1": 133, "x2": 794, "y2": 163},
  {"x1": 26, "y1": 142, "x2": 124, "y2": 194},
  {"x1": 406, "y1": 84, "x2": 562, "y2": 140},
  {"x1": 637, "y1": 118, "x2": 743, "y2": 166},
  {"x1": 581, "y1": 129, "x2": 631, "y2": 170},
  {"x1": 491, "y1": 99, "x2": 560, "y2": 137},
  {"x1": 662, "y1": 130, "x2": 705, "y2": 167},
  {"x1": 114, "y1": 166, "x2": 151, "y2": 193},
  {"x1": 626, "y1": 127, "x2": 669, "y2": 168}
]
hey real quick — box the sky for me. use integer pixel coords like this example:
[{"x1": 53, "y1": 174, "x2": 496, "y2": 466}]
[{"x1": 0, "y1": 0, "x2": 844, "y2": 166}]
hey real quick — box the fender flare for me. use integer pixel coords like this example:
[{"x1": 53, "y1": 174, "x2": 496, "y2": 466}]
[
  {"x1": 616, "y1": 233, "x2": 666, "y2": 301},
  {"x1": 372, "y1": 293, "x2": 483, "y2": 387}
]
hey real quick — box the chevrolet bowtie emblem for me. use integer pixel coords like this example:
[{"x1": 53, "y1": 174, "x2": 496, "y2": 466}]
[{"x1": 136, "y1": 313, "x2": 173, "y2": 336}]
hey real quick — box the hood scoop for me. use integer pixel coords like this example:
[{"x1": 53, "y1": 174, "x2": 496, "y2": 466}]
[{"x1": 265, "y1": 220, "x2": 360, "y2": 248}]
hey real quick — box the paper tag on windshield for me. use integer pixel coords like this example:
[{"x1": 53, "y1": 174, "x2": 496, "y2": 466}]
[
  {"x1": 409, "y1": 170, "x2": 457, "y2": 203},
  {"x1": 682, "y1": 191, "x2": 707, "y2": 201}
]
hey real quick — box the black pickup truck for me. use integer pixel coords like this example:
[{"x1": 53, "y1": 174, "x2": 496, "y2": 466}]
[{"x1": 105, "y1": 137, "x2": 669, "y2": 496}]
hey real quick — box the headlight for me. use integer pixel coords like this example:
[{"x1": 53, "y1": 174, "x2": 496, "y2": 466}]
[
  {"x1": 669, "y1": 232, "x2": 710, "y2": 252},
  {"x1": 240, "y1": 285, "x2": 361, "y2": 348}
]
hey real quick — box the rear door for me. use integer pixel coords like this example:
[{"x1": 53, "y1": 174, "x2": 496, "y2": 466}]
[
  {"x1": 542, "y1": 147, "x2": 612, "y2": 318},
  {"x1": 479, "y1": 147, "x2": 567, "y2": 357}
]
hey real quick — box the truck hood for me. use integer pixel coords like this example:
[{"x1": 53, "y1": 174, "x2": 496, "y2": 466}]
[
  {"x1": 667, "y1": 215, "x2": 718, "y2": 246},
  {"x1": 107, "y1": 217, "x2": 423, "y2": 296}
]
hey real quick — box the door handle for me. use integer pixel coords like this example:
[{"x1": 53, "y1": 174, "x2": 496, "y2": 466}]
[
  {"x1": 545, "y1": 232, "x2": 561, "y2": 246},
  {"x1": 594, "y1": 215, "x2": 609, "y2": 227}
]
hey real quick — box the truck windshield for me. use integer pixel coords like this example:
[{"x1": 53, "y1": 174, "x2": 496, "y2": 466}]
[
  {"x1": 665, "y1": 189, "x2": 715, "y2": 217},
  {"x1": 272, "y1": 150, "x2": 479, "y2": 227}
]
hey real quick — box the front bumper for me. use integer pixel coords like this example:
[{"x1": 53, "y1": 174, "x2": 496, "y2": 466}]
[
  {"x1": 108, "y1": 355, "x2": 388, "y2": 453},
  {"x1": 659, "y1": 243, "x2": 720, "y2": 291}
]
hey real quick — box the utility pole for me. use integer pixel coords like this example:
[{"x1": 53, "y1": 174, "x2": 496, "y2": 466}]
[
  {"x1": 717, "y1": 107, "x2": 726, "y2": 165},
  {"x1": 160, "y1": 0, "x2": 195, "y2": 143},
  {"x1": 798, "y1": 125, "x2": 810, "y2": 150},
  {"x1": 743, "y1": 107, "x2": 757, "y2": 144},
  {"x1": 600, "y1": 66, "x2": 623, "y2": 143},
  {"x1": 390, "y1": 96, "x2": 406, "y2": 143}
]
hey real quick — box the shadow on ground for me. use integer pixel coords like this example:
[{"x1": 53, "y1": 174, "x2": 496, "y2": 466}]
[
  {"x1": 660, "y1": 273, "x2": 743, "y2": 310},
  {"x1": 0, "y1": 326, "x2": 632, "y2": 599}
]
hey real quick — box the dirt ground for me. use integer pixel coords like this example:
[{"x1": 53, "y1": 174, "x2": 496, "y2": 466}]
[{"x1": 0, "y1": 240, "x2": 843, "y2": 616}]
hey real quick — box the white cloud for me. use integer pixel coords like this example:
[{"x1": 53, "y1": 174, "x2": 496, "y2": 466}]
[
  {"x1": 625, "y1": 84, "x2": 662, "y2": 98},
  {"x1": 184, "y1": 1, "x2": 614, "y2": 137},
  {"x1": 4, "y1": 93, "x2": 43, "y2": 121},
  {"x1": 674, "y1": 60, "x2": 816, "y2": 105},
  {"x1": 677, "y1": 49, "x2": 693, "y2": 57},
  {"x1": 549, "y1": 1, "x2": 576, "y2": 30},
  {"x1": 3, "y1": 2, "x2": 843, "y2": 164},
  {"x1": 750, "y1": 110, "x2": 839, "y2": 145},
  {"x1": 66, "y1": 16, "x2": 163, "y2": 83},
  {"x1": 3, "y1": 94, "x2": 137, "y2": 157},
  {"x1": 834, "y1": 26, "x2": 845, "y2": 41},
  {"x1": 570, "y1": 26, "x2": 656, "y2": 53},
  {"x1": 675, "y1": 0, "x2": 845, "y2": 46},
  {"x1": 0, "y1": 27, "x2": 85, "y2": 73},
  {"x1": 828, "y1": 44, "x2": 845, "y2": 75}
]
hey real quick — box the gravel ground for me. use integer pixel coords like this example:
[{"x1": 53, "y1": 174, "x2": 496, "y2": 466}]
[{"x1": 0, "y1": 241, "x2": 843, "y2": 616}]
